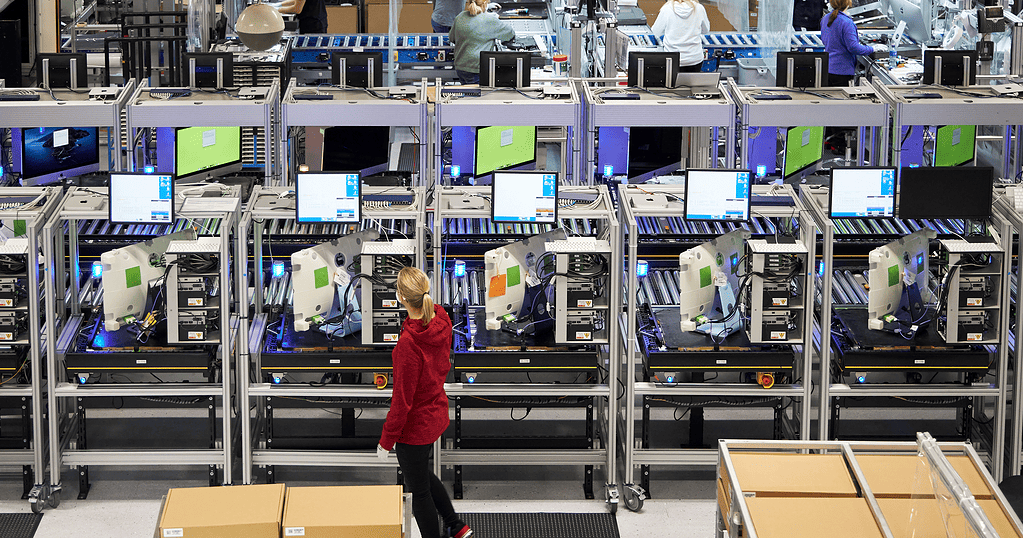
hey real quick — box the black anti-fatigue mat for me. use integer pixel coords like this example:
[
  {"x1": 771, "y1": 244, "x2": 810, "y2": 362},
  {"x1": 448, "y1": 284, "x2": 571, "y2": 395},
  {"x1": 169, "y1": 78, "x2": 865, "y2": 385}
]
[
  {"x1": 460, "y1": 512, "x2": 620, "y2": 538},
  {"x1": 0, "y1": 513, "x2": 43, "y2": 538}
]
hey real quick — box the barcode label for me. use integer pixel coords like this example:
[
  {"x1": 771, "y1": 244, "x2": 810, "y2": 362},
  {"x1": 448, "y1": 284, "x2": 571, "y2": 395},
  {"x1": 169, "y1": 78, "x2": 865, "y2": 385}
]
[
  {"x1": 284, "y1": 528, "x2": 306, "y2": 536},
  {"x1": 163, "y1": 529, "x2": 184, "y2": 538}
]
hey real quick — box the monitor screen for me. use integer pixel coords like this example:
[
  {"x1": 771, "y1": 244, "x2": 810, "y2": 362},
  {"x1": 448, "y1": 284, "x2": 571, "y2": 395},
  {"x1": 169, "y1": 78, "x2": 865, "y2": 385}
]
[
  {"x1": 776, "y1": 52, "x2": 829, "y2": 88},
  {"x1": 897, "y1": 166, "x2": 994, "y2": 219},
  {"x1": 627, "y1": 126, "x2": 683, "y2": 181},
  {"x1": 474, "y1": 125, "x2": 537, "y2": 177},
  {"x1": 16, "y1": 126, "x2": 101, "y2": 185},
  {"x1": 109, "y1": 173, "x2": 175, "y2": 224},
  {"x1": 829, "y1": 167, "x2": 896, "y2": 218},
  {"x1": 175, "y1": 126, "x2": 242, "y2": 180},
  {"x1": 322, "y1": 126, "x2": 390, "y2": 176},
  {"x1": 296, "y1": 172, "x2": 362, "y2": 223},
  {"x1": 492, "y1": 171, "x2": 557, "y2": 223},
  {"x1": 933, "y1": 124, "x2": 975, "y2": 167},
  {"x1": 684, "y1": 168, "x2": 751, "y2": 222},
  {"x1": 783, "y1": 126, "x2": 825, "y2": 178}
]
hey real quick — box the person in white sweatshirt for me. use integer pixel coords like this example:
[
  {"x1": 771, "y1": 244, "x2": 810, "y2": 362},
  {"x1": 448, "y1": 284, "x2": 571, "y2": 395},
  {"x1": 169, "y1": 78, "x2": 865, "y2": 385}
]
[{"x1": 651, "y1": 0, "x2": 711, "y2": 72}]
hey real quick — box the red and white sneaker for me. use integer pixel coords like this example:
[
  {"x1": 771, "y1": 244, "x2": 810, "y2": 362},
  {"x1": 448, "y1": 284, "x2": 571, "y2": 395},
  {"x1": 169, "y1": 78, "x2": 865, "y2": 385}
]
[{"x1": 451, "y1": 523, "x2": 473, "y2": 538}]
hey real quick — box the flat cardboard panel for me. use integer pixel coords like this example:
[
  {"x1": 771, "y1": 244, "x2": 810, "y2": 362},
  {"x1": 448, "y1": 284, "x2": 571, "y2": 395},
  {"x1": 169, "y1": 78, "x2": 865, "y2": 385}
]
[
  {"x1": 878, "y1": 498, "x2": 1022, "y2": 538},
  {"x1": 728, "y1": 453, "x2": 858, "y2": 496},
  {"x1": 366, "y1": 2, "x2": 435, "y2": 33},
  {"x1": 327, "y1": 5, "x2": 360, "y2": 33},
  {"x1": 856, "y1": 454, "x2": 993, "y2": 499},
  {"x1": 705, "y1": 4, "x2": 735, "y2": 31},
  {"x1": 283, "y1": 485, "x2": 403, "y2": 538},
  {"x1": 746, "y1": 497, "x2": 885, "y2": 538},
  {"x1": 157, "y1": 484, "x2": 285, "y2": 538}
]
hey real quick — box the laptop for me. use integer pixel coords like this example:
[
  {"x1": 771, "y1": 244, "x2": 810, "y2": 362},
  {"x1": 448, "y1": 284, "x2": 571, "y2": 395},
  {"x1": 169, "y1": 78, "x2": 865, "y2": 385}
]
[{"x1": 674, "y1": 72, "x2": 721, "y2": 94}]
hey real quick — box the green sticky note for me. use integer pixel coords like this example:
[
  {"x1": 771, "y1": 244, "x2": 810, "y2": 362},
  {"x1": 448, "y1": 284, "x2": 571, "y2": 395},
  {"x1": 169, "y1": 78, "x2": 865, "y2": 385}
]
[
  {"x1": 12, "y1": 220, "x2": 26, "y2": 237},
  {"x1": 125, "y1": 266, "x2": 142, "y2": 289},
  {"x1": 314, "y1": 266, "x2": 329, "y2": 289},
  {"x1": 700, "y1": 266, "x2": 712, "y2": 288},
  {"x1": 888, "y1": 264, "x2": 900, "y2": 287},
  {"x1": 506, "y1": 265, "x2": 521, "y2": 287}
]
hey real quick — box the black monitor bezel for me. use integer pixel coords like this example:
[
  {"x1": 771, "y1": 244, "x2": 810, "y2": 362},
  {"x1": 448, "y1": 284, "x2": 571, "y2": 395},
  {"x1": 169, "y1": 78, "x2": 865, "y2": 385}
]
[
  {"x1": 627, "y1": 51, "x2": 679, "y2": 88},
  {"x1": 683, "y1": 168, "x2": 753, "y2": 223},
  {"x1": 827, "y1": 166, "x2": 897, "y2": 219},
  {"x1": 295, "y1": 171, "x2": 363, "y2": 224},
  {"x1": 775, "y1": 51, "x2": 829, "y2": 89},
  {"x1": 108, "y1": 172, "x2": 176, "y2": 225},
  {"x1": 922, "y1": 49, "x2": 979, "y2": 86},
  {"x1": 473, "y1": 125, "x2": 538, "y2": 178},
  {"x1": 331, "y1": 52, "x2": 385, "y2": 88},
  {"x1": 782, "y1": 125, "x2": 825, "y2": 179},
  {"x1": 490, "y1": 170, "x2": 559, "y2": 224},
  {"x1": 173, "y1": 126, "x2": 244, "y2": 182},
  {"x1": 183, "y1": 52, "x2": 234, "y2": 88},
  {"x1": 36, "y1": 53, "x2": 88, "y2": 89},
  {"x1": 479, "y1": 51, "x2": 533, "y2": 88},
  {"x1": 896, "y1": 166, "x2": 994, "y2": 220}
]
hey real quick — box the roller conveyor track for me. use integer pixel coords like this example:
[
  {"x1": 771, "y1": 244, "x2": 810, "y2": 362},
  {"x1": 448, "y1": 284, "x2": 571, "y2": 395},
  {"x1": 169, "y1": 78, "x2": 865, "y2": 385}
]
[{"x1": 70, "y1": 218, "x2": 225, "y2": 238}]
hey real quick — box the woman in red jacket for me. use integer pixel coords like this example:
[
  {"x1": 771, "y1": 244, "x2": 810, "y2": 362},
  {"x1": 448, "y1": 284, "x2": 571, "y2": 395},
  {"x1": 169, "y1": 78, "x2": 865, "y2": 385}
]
[{"x1": 377, "y1": 267, "x2": 472, "y2": 538}]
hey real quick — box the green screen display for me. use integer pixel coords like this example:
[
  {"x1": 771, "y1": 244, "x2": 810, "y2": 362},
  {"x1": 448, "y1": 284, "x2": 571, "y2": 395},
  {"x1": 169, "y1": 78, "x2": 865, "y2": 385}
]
[
  {"x1": 175, "y1": 126, "x2": 242, "y2": 178},
  {"x1": 474, "y1": 125, "x2": 537, "y2": 177},
  {"x1": 783, "y1": 125, "x2": 824, "y2": 178},
  {"x1": 934, "y1": 124, "x2": 975, "y2": 167}
]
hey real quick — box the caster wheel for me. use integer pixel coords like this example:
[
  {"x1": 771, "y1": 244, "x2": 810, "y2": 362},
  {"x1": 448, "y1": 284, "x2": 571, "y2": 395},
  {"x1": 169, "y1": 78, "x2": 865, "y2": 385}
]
[
  {"x1": 48, "y1": 490, "x2": 61, "y2": 508},
  {"x1": 624, "y1": 485, "x2": 645, "y2": 512},
  {"x1": 30, "y1": 500, "x2": 42, "y2": 514},
  {"x1": 608, "y1": 501, "x2": 618, "y2": 514}
]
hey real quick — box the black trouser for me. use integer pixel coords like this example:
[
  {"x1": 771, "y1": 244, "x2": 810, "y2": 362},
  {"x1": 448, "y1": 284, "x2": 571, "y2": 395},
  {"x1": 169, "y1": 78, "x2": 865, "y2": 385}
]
[
  {"x1": 828, "y1": 73, "x2": 853, "y2": 87},
  {"x1": 395, "y1": 442, "x2": 460, "y2": 538},
  {"x1": 680, "y1": 62, "x2": 703, "y2": 72}
]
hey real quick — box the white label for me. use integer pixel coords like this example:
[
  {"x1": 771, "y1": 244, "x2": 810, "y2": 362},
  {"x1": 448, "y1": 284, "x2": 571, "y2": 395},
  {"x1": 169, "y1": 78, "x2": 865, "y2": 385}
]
[
  {"x1": 519, "y1": 358, "x2": 530, "y2": 364},
  {"x1": 53, "y1": 128, "x2": 70, "y2": 148},
  {"x1": 382, "y1": 299, "x2": 398, "y2": 308},
  {"x1": 576, "y1": 300, "x2": 593, "y2": 308},
  {"x1": 575, "y1": 331, "x2": 592, "y2": 340},
  {"x1": 801, "y1": 129, "x2": 811, "y2": 146},
  {"x1": 967, "y1": 333, "x2": 983, "y2": 341},
  {"x1": 383, "y1": 333, "x2": 399, "y2": 342},
  {"x1": 0, "y1": 299, "x2": 12, "y2": 307},
  {"x1": 187, "y1": 298, "x2": 204, "y2": 307},
  {"x1": 914, "y1": 359, "x2": 926, "y2": 364},
  {"x1": 743, "y1": 492, "x2": 756, "y2": 498},
  {"x1": 716, "y1": 359, "x2": 727, "y2": 365},
  {"x1": 966, "y1": 298, "x2": 983, "y2": 306},
  {"x1": 500, "y1": 128, "x2": 514, "y2": 147},
  {"x1": 772, "y1": 298, "x2": 788, "y2": 306},
  {"x1": 770, "y1": 331, "x2": 786, "y2": 340},
  {"x1": 284, "y1": 528, "x2": 306, "y2": 536},
  {"x1": 188, "y1": 331, "x2": 204, "y2": 340},
  {"x1": 163, "y1": 529, "x2": 184, "y2": 538},
  {"x1": 202, "y1": 129, "x2": 216, "y2": 148},
  {"x1": 330, "y1": 359, "x2": 340, "y2": 364},
  {"x1": 136, "y1": 359, "x2": 147, "y2": 364},
  {"x1": 951, "y1": 127, "x2": 961, "y2": 145},
  {"x1": 0, "y1": 332, "x2": 13, "y2": 341}
]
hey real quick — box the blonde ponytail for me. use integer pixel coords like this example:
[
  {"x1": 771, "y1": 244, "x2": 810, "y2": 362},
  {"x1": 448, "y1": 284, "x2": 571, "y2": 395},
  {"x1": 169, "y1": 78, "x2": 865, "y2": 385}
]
[
  {"x1": 397, "y1": 267, "x2": 435, "y2": 325},
  {"x1": 466, "y1": 0, "x2": 487, "y2": 16}
]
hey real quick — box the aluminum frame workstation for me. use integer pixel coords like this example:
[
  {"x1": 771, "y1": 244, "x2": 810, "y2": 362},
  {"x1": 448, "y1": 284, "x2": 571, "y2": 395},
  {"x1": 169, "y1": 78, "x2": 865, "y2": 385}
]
[
  {"x1": 431, "y1": 184, "x2": 622, "y2": 510},
  {"x1": 433, "y1": 82, "x2": 580, "y2": 185},
  {"x1": 239, "y1": 185, "x2": 428, "y2": 486},
  {"x1": 0, "y1": 190, "x2": 65, "y2": 511},
  {"x1": 800, "y1": 184, "x2": 1013, "y2": 481},
  {"x1": 991, "y1": 187, "x2": 1023, "y2": 478},
  {"x1": 42, "y1": 185, "x2": 243, "y2": 506},
  {"x1": 125, "y1": 79, "x2": 283, "y2": 185},
  {"x1": 282, "y1": 80, "x2": 432, "y2": 187},
  {"x1": 580, "y1": 79, "x2": 737, "y2": 181},
  {"x1": 619, "y1": 183, "x2": 816, "y2": 509},
  {"x1": 724, "y1": 79, "x2": 891, "y2": 169}
]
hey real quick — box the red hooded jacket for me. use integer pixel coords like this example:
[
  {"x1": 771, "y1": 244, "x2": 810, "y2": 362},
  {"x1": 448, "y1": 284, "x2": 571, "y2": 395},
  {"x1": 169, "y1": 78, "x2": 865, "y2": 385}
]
[{"x1": 379, "y1": 304, "x2": 452, "y2": 450}]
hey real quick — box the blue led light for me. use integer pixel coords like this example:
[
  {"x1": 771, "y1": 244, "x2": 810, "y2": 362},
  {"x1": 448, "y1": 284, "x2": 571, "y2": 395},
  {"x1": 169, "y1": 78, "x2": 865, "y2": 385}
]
[
  {"x1": 91, "y1": 261, "x2": 103, "y2": 279},
  {"x1": 272, "y1": 261, "x2": 286, "y2": 278},
  {"x1": 603, "y1": 165, "x2": 614, "y2": 177},
  {"x1": 756, "y1": 165, "x2": 767, "y2": 178},
  {"x1": 636, "y1": 260, "x2": 649, "y2": 278},
  {"x1": 666, "y1": 375, "x2": 674, "y2": 383},
  {"x1": 272, "y1": 375, "x2": 282, "y2": 384},
  {"x1": 453, "y1": 260, "x2": 466, "y2": 278},
  {"x1": 143, "y1": 165, "x2": 155, "y2": 174},
  {"x1": 450, "y1": 164, "x2": 460, "y2": 178},
  {"x1": 817, "y1": 260, "x2": 825, "y2": 277},
  {"x1": 78, "y1": 374, "x2": 88, "y2": 384},
  {"x1": 856, "y1": 375, "x2": 866, "y2": 384},
  {"x1": 0, "y1": 166, "x2": 4, "y2": 177},
  {"x1": 467, "y1": 375, "x2": 476, "y2": 383}
]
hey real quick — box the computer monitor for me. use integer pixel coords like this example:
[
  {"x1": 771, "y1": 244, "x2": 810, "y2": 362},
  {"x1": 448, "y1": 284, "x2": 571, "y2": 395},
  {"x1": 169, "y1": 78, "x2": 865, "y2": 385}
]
[
  {"x1": 867, "y1": 229, "x2": 934, "y2": 331},
  {"x1": 492, "y1": 170, "x2": 557, "y2": 224},
  {"x1": 783, "y1": 126, "x2": 825, "y2": 178},
  {"x1": 100, "y1": 229, "x2": 198, "y2": 332},
  {"x1": 678, "y1": 230, "x2": 748, "y2": 332},
  {"x1": 291, "y1": 230, "x2": 379, "y2": 332},
  {"x1": 36, "y1": 53, "x2": 88, "y2": 89},
  {"x1": 627, "y1": 127, "x2": 683, "y2": 182},
  {"x1": 627, "y1": 52, "x2": 678, "y2": 88},
  {"x1": 775, "y1": 52, "x2": 828, "y2": 88},
  {"x1": 109, "y1": 173, "x2": 175, "y2": 224},
  {"x1": 322, "y1": 126, "x2": 390, "y2": 176},
  {"x1": 331, "y1": 52, "x2": 384, "y2": 88},
  {"x1": 684, "y1": 169, "x2": 752, "y2": 222},
  {"x1": 897, "y1": 166, "x2": 994, "y2": 220},
  {"x1": 183, "y1": 52, "x2": 234, "y2": 89},
  {"x1": 474, "y1": 125, "x2": 537, "y2": 177},
  {"x1": 922, "y1": 49, "x2": 978, "y2": 86},
  {"x1": 174, "y1": 126, "x2": 243, "y2": 182},
  {"x1": 933, "y1": 125, "x2": 976, "y2": 167},
  {"x1": 479, "y1": 51, "x2": 532, "y2": 88},
  {"x1": 296, "y1": 172, "x2": 362, "y2": 223},
  {"x1": 828, "y1": 167, "x2": 896, "y2": 219},
  {"x1": 13, "y1": 127, "x2": 101, "y2": 186}
]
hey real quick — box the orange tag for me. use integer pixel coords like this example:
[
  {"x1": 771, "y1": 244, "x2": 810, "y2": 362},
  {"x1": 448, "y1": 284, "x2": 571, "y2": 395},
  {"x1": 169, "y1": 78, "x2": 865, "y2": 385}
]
[{"x1": 488, "y1": 274, "x2": 507, "y2": 298}]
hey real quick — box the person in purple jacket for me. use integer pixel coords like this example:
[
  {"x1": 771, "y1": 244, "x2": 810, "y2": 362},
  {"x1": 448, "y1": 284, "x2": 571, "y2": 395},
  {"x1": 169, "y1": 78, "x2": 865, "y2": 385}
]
[{"x1": 820, "y1": 0, "x2": 886, "y2": 86}]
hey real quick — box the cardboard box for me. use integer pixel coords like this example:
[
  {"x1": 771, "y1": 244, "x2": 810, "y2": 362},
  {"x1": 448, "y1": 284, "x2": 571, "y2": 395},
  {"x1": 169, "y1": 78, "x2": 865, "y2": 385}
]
[
  {"x1": 366, "y1": 2, "x2": 435, "y2": 33},
  {"x1": 856, "y1": 454, "x2": 994, "y2": 499},
  {"x1": 156, "y1": 484, "x2": 285, "y2": 538},
  {"x1": 282, "y1": 485, "x2": 403, "y2": 538},
  {"x1": 877, "y1": 498, "x2": 1022, "y2": 538},
  {"x1": 723, "y1": 453, "x2": 858, "y2": 497},
  {"x1": 705, "y1": 4, "x2": 735, "y2": 31},
  {"x1": 327, "y1": 5, "x2": 360, "y2": 33},
  {"x1": 745, "y1": 497, "x2": 885, "y2": 538}
]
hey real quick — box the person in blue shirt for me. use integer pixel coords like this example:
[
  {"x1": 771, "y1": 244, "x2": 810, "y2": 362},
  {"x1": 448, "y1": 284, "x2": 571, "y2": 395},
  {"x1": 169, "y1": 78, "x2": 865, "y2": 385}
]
[{"x1": 820, "y1": 0, "x2": 885, "y2": 86}]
